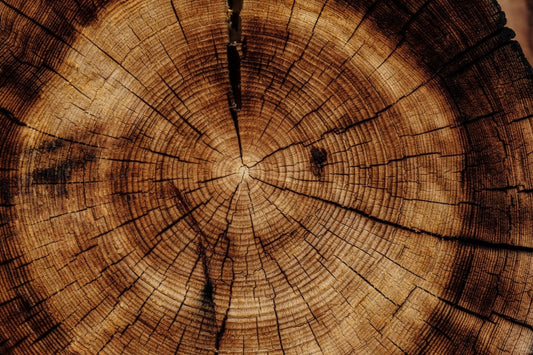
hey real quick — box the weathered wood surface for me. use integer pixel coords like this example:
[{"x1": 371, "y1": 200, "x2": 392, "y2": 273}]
[{"x1": 0, "y1": 0, "x2": 532, "y2": 353}]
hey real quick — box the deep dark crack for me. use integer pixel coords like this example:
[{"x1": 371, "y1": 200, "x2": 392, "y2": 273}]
[{"x1": 227, "y1": 0, "x2": 244, "y2": 164}]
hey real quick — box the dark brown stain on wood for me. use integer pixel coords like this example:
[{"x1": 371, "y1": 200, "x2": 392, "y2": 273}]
[
  {"x1": 310, "y1": 147, "x2": 327, "y2": 178},
  {"x1": 31, "y1": 152, "x2": 96, "y2": 196}
]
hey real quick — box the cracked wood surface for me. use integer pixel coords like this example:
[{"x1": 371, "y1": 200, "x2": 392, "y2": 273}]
[{"x1": 0, "y1": 0, "x2": 533, "y2": 354}]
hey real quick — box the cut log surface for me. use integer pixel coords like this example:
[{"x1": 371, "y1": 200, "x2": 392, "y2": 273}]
[{"x1": 0, "y1": 0, "x2": 533, "y2": 354}]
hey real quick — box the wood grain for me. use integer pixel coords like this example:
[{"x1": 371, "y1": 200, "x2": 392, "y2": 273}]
[{"x1": 0, "y1": 0, "x2": 532, "y2": 353}]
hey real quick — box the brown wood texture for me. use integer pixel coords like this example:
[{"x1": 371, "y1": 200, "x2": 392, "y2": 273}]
[{"x1": 1, "y1": 0, "x2": 533, "y2": 354}]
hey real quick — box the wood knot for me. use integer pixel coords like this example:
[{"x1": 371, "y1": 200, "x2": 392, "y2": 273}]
[{"x1": 310, "y1": 147, "x2": 327, "y2": 179}]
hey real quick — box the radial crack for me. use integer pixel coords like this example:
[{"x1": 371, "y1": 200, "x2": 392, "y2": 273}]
[
  {"x1": 170, "y1": 0, "x2": 189, "y2": 44},
  {"x1": 213, "y1": 178, "x2": 242, "y2": 354},
  {"x1": 226, "y1": 0, "x2": 244, "y2": 164}
]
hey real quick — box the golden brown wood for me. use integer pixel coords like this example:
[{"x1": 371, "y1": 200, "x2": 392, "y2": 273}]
[{"x1": 0, "y1": 0, "x2": 532, "y2": 353}]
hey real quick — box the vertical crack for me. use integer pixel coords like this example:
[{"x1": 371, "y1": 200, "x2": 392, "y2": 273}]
[
  {"x1": 227, "y1": 47, "x2": 241, "y2": 110},
  {"x1": 170, "y1": 0, "x2": 189, "y2": 44},
  {"x1": 213, "y1": 178, "x2": 241, "y2": 354},
  {"x1": 229, "y1": 106, "x2": 244, "y2": 164},
  {"x1": 226, "y1": 0, "x2": 244, "y2": 164}
]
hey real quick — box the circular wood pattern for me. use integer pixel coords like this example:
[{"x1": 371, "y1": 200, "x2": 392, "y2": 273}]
[{"x1": 1, "y1": 0, "x2": 533, "y2": 354}]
